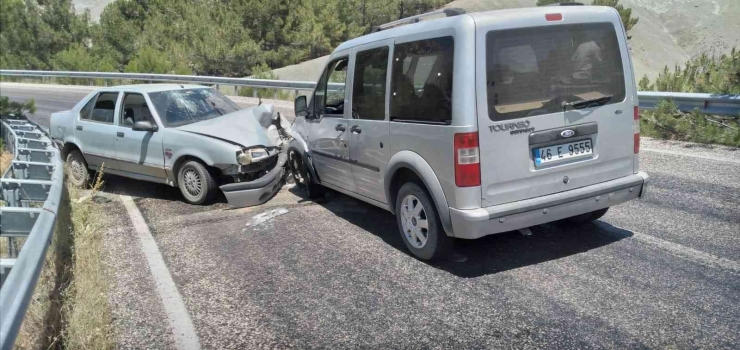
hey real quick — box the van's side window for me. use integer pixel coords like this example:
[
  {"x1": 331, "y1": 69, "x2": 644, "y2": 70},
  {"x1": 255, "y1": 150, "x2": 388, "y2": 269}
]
[
  {"x1": 390, "y1": 37, "x2": 454, "y2": 124},
  {"x1": 314, "y1": 58, "x2": 349, "y2": 117},
  {"x1": 79, "y1": 95, "x2": 96, "y2": 120},
  {"x1": 352, "y1": 47, "x2": 389, "y2": 120},
  {"x1": 89, "y1": 92, "x2": 118, "y2": 124}
]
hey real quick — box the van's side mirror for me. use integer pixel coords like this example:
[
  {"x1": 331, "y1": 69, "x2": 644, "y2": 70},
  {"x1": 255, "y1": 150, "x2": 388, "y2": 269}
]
[
  {"x1": 132, "y1": 120, "x2": 158, "y2": 132},
  {"x1": 295, "y1": 95, "x2": 310, "y2": 118}
]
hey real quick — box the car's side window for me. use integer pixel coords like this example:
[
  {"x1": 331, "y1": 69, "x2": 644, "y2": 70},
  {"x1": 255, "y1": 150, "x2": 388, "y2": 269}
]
[
  {"x1": 352, "y1": 46, "x2": 389, "y2": 121},
  {"x1": 89, "y1": 92, "x2": 118, "y2": 124},
  {"x1": 314, "y1": 58, "x2": 349, "y2": 117},
  {"x1": 120, "y1": 93, "x2": 154, "y2": 127},
  {"x1": 79, "y1": 94, "x2": 96, "y2": 120},
  {"x1": 390, "y1": 37, "x2": 454, "y2": 124}
]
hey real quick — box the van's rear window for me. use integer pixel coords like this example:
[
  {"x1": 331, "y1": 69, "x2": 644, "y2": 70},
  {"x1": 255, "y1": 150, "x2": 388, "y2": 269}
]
[{"x1": 486, "y1": 23, "x2": 626, "y2": 121}]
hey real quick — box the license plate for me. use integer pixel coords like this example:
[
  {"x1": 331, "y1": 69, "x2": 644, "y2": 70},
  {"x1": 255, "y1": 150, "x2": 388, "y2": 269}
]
[{"x1": 534, "y1": 139, "x2": 593, "y2": 166}]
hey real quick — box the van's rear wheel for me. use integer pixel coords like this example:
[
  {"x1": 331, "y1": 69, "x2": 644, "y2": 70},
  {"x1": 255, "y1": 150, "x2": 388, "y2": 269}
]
[
  {"x1": 566, "y1": 208, "x2": 609, "y2": 224},
  {"x1": 177, "y1": 160, "x2": 217, "y2": 205},
  {"x1": 395, "y1": 182, "x2": 453, "y2": 261},
  {"x1": 289, "y1": 149, "x2": 325, "y2": 199}
]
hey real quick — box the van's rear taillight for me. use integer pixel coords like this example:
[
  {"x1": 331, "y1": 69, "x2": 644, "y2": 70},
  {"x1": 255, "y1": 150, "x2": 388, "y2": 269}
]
[
  {"x1": 634, "y1": 106, "x2": 640, "y2": 154},
  {"x1": 545, "y1": 13, "x2": 563, "y2": 21},
  {"x1": 454, "y1": 132, "x2": 480, "y2": 187}
]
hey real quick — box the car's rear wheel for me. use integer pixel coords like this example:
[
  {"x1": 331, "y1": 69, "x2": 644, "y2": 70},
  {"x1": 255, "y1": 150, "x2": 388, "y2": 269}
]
[
  {"x1": 566, "y1": 208, "x2": 609, "y2": 224},
  {"x1": 289, "y1": 149, "x2": 325, "y2": 199},
  {"x1": 177, "y1": 160, "x2": 217, "y2": 205},
  {"x1": 66, "y1": 151, "x2": 89, "y2": 188},
  {"x1": 395, "y1": 182, "x2": 453, "y2": 260}
]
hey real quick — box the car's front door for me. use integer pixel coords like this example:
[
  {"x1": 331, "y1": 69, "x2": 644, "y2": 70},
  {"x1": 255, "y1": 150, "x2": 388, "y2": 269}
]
[
  {"x1": 114, "y1": 92, "x2": 166, "y2": 179},
  {"x1": 307, "y1": 54, "x2": 355, "y2": 191},
  {"x1": 75, "y1": 91, "x2": 120, "y2": 170},
  {"x1": 347, "y1": 40, "x2": 392, "y2": 203}
]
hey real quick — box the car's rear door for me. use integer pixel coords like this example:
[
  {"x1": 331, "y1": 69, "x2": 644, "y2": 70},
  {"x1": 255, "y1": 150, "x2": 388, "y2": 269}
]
[
  {"x1": 473, "y1": 7, "x2": 637, "y2": 206},
  {"x1": 75, "y1": 91, "x2": 120, "y2": 170}
]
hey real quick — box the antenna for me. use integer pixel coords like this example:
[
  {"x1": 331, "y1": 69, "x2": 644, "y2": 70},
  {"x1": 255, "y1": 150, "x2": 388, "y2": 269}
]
[{"x1": 373, "y1": 8, "x2": 466, "y2": 33}]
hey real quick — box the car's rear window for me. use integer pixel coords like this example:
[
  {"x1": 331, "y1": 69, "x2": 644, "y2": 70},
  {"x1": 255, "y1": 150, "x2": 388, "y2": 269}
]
[{"x1": 486, "y1": 23, "x2": 626, "y2": 121}]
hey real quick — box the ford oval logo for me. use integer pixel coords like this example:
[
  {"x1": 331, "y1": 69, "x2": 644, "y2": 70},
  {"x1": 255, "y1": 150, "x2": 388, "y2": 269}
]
[{"x1": 561, "y1": 129, "x2": 575, "y2": 138}]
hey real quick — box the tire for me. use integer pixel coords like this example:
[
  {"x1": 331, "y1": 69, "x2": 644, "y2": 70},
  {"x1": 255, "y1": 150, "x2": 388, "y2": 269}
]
[
  {"x1": 395, "y1": 182, "x2": 453, "y2": 260},
  {"x1": 177, "y1": 160, "x2": 218, "y2": 205},
  {"x1": 289, "y1": 149, "x2": 325, "y2": 199},
  {"x1": 566, "y1": 208, "x2": 609, "y2": 224},
  {"x1": 66, "y1": 151, "x2": 89, "y2": 188}
]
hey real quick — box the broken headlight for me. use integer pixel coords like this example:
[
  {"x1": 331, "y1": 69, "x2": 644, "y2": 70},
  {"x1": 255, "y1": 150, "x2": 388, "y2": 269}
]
[{"x1": 237, "y1": 148, "x2": 269, "y2": 165}]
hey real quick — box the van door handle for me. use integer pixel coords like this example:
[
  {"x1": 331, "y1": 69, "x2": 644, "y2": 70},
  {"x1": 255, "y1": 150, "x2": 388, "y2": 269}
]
[
  {"x1": 76, "y1": 126, "x2": 83, "y2": 131},
  {"x1": 335, "y1": 124, "x2": 346, "y2": 132},
  {"x1": 350, "y1": 125, "x2": 362, "y2": 134},
  {"x1": 116, "y1": 132, "x2": 124, "y2": 138}
]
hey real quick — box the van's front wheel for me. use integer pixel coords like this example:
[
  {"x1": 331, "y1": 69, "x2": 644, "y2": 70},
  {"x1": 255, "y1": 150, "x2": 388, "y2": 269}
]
[{"x1": 395, "y1": 182, "x2": 453, "y2": 260}]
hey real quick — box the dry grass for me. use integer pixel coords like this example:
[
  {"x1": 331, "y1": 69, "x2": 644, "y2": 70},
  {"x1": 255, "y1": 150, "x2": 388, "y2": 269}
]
[
  {"x1": 61, "y1": 166, "x2": 114, "y2": 350},
  {"x1": 1, "y1": 142, "x2": 11, "y2": 175},
  {"x1": 12, "y1": 165, "x2": 114, "y2": 350}
]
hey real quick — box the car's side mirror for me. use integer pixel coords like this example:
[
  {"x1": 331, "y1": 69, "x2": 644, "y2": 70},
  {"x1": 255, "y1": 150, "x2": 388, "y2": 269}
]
[
  {"x1": 132, "y1": 120, "x2": 158, "y2": 132},
  {"x1": 295, "y1": 95, "x2": 310, "y2": 118}
]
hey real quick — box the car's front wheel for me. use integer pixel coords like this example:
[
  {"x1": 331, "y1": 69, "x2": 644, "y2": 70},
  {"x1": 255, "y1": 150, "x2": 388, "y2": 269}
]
[
  {"x1": 395, "y1": 182, "x2": 453, "y2": 260},
  {"x1": 177, "y1": 160, "x2": 218, "y2": 205},
  {"x1": 66, "y1": 150, "x2": 89, "y2": 188}
]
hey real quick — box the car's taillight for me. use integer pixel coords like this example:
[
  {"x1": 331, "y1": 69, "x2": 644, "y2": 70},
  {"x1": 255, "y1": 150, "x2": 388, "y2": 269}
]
[
  {"x1": 634, "y1": 105, "x2": 640, "y2": 154},
  {"x1": 454, "y1": 132, "x2": 480, "y2": 187}
]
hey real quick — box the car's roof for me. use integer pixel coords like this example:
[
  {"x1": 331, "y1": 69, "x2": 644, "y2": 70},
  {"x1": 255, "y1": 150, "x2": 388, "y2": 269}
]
[{"x1": 99, "y1": 83, "x2": 209, "y2": 93}]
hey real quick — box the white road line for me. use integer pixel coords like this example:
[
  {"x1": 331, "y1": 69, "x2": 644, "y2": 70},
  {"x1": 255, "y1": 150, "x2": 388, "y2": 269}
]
[
  {"x1": 642, "y1": 148, "x2": 740, "y2": 165},
  {"x1": 597, "y1": 222, "x2": 740, "y2": 273},
  {"x1": 120, "y1": 195, "x2": 202, "y2": 350}
]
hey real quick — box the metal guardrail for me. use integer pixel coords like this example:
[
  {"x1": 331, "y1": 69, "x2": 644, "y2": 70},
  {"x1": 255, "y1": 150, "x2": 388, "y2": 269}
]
[
  {"x1": 1, "y1": 69, "x2": 738, "y2": 116},
  {"x1": 638, "y1": 91, "x2": 740, "y2": 117},
  {"x1": 0, "y1": 115, "x2": 63, "y2": 350}
]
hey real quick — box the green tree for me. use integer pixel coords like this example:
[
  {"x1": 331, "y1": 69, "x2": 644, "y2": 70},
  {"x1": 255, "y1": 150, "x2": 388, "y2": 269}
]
[
  {"x1": 642, "y1": 48, "x2": 740, "y2": 94},
  {"x1": 124, "y1": 47, "x2": 191, "y2": 75}
]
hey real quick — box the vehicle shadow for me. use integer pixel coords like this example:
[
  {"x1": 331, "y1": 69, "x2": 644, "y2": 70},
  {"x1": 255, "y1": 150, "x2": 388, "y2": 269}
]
[
  {"x1": 93, "y1": 172, "x2": 228, "y2": 204},
  {"x1": 302, "y1": 188, "x2": 634, "y2": 278}
]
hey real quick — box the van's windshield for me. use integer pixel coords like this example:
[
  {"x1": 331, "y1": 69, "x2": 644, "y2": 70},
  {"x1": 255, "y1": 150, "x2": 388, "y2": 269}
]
[{"x1": 486, "y1": 22, "x2": 626, "y2": 121}]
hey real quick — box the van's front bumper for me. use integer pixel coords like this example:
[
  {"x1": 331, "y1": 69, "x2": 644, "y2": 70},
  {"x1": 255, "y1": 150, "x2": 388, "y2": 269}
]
[{"x1": 449, "y1": 172, "x2": 649, "y2": 239}]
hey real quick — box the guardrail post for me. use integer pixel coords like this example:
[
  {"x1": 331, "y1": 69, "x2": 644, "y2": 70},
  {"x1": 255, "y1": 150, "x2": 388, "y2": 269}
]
[
  {"x1": 253, "y1": 90, "x2": 257, "y2": 98},
  {"x1": 273, "y1": 90, "x2": 278, "y2": 100}
]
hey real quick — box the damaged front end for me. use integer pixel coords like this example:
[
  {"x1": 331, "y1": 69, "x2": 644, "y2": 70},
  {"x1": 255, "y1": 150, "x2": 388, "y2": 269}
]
[{"x1": 206, "y1": 104, "x2": 294, "y2": 208}]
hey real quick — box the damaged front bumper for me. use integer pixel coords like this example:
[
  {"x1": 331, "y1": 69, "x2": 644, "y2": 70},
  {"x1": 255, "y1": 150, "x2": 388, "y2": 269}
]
[{"x1": 219, "y1": 152, "x2": 287, "y2": 208}]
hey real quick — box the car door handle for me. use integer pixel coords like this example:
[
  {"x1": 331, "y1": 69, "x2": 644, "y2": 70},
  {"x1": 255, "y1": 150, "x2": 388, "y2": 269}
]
[
  {"x1": 350, "y1": 125, "x2": 362, "y2": 134},
  {"x1": 335, "y1": 124, "x2": 346, "y2": 132},
  {"x1": 116, "y1": 132, "x2": 124, "y2": 138},
  {"x1": 76, "y1": 125, "x2": 83, "y2": 131}
]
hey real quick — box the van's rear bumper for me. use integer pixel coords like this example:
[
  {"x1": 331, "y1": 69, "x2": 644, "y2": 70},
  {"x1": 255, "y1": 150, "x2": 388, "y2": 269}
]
[{"x1": 449, "y1": 172, "x2": 649, "y2": 239}]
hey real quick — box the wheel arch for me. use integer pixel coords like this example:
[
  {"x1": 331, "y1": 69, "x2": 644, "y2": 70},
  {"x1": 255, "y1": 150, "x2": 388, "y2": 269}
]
[
  {"x1": 385, "y1": 151, "x2": 454, "y2": 236},
  {"x1": 61, "y1": 142, "x2": 83, "y2": 162},
  {"x1": 171, "y1": 154, "x2": 218, "y2": 186}
]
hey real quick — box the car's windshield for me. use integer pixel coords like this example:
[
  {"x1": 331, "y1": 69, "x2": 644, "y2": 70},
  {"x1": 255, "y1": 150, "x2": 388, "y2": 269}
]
[
  {"x1": 149, "y1": 88, "x2": 240, "y2": 127},
  {"x1": 486, "y1": 22, "x2": 626, "y2": 121}
]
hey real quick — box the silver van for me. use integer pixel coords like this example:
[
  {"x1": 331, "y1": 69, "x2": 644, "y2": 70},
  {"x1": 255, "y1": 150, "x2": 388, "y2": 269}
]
[{"x1": 288, "y1": 5, "x2": 649, "y2": 260}]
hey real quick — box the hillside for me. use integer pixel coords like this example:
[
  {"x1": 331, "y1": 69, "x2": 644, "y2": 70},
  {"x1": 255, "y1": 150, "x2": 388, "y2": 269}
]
[{"x1": 272, "y1": 0, "x2": 740, "y2": 82}]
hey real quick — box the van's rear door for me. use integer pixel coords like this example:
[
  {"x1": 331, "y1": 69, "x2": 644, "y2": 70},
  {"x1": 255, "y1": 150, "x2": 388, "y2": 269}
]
[{"x1": 473, "y1": 7, "x2": 637, "y2": 206}]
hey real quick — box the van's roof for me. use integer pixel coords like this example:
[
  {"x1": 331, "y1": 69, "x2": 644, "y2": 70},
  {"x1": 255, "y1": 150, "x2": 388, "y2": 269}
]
[{"x1": 333, "y1": 5, "x2": 619, "y2": 54}]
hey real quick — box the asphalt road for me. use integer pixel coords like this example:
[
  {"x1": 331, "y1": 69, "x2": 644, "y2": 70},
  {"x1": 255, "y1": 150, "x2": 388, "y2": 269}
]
[{"x1": 3, "y1": 83, "x2": 740, "y2": 349}]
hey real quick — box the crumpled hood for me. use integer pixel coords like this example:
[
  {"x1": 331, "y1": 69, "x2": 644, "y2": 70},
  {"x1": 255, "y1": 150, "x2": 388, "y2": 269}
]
[{"x1": 175, "y1": 104, "x2": 278, "y2": 148}]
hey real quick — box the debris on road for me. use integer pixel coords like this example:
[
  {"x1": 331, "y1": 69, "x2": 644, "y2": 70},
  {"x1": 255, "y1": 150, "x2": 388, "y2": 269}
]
[{"x1": 245, "y1": 208, "x2": 289, "y2": 227}]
